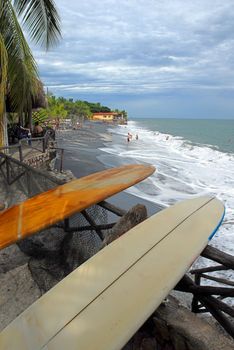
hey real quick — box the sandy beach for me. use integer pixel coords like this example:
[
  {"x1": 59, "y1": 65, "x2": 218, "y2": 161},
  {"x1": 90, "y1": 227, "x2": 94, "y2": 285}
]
[{"x1": 56, "y1": 121, "x2": 163, "y2": 217}]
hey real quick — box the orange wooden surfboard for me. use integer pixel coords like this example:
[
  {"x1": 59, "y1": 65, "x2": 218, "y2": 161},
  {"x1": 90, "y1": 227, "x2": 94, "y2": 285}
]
[{"x1": 0, "y1": 164, "x2": 155, "y2": 250}]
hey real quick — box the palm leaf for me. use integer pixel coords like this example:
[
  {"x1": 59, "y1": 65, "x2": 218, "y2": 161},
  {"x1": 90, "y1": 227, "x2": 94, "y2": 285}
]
[
  {"x1": 13, "y1": 0, "x2": 61, "y2": 49},
  {"x1": 0, "y1": 32, "x2": 8, "y2": 146},
  {"x1": 0, "y1": 0, "x2": 39, "y2": 112},
  {"x1": 32, "y1": 108, "x2": 48, "y2": 124}
]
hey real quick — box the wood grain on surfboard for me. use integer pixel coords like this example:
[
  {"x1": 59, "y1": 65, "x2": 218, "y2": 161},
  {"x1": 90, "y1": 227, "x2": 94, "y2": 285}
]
[
  {"x1": 0, "y1": 196, "x2": 225, "y2": 350},
  {"x1": 0, "y1": 164, "x2": 155, "y2": 250}
]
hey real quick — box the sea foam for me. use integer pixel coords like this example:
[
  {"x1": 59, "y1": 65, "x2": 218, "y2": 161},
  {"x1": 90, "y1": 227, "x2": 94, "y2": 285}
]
[{"x1": 98, "y1": 120, "x2": 234, "y2": 260}]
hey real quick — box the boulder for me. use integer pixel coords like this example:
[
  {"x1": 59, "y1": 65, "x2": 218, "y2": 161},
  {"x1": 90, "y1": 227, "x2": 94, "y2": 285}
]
[
  {"x1": 61, "y1": 230, "x2": 102, "y2": 274},
  {"x1": 0, "y1": 244, "x2": 29, "y2": 273},
  {"x1": 152, "y1": 296, "x2": 234, "y2": 350},
  {"x1": 29, "y1": 257, "x2": 65, "y2": 293},
  {"x1": 0, "y1": 264, "x2": 41, "y2": 331},
  {"x1": 18, "y1": 227, "x2": 67, "y2": 258},
  {"x1": 102, "y1": 204, "x2": 147, "y2": 246}
]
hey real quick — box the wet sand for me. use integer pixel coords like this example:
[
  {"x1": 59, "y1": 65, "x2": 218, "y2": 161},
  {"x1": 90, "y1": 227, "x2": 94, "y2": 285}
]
[{"x1": 56, "y1": 121, "x2": 163, "y2": 216}]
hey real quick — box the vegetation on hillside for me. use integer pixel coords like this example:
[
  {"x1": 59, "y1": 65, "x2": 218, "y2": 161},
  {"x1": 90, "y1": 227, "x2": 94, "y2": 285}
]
[{"x1": 40, "y1": 94, "x2": 128, "y2": 125}]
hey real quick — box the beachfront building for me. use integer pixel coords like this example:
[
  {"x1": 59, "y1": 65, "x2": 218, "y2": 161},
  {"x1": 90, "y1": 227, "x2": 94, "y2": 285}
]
[{"x1": 92, "y1": 112, "x2": 126, "y2": 124}]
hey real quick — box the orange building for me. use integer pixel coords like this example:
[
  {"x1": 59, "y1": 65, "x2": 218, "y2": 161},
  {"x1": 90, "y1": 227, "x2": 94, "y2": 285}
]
[
  {"x1": 92, "y1": 112, "x2": 118, "y2": 121},
  {"x1": 92, "y1": 112, "x2": 126, "y2": 124}
]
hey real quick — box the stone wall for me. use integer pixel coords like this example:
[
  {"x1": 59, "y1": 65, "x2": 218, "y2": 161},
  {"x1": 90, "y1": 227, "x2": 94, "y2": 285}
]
[{"x1": 24, "y1": 149, "x2": 50, "y2": 168}]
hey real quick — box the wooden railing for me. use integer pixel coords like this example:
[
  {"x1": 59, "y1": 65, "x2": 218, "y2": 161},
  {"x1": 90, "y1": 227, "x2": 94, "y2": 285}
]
[
  {"x1": 0, "y1": 152, "x2": 65, "y2": 198},
  {"x1": 0, "y1": 130, "x2": 65, "y2": 172},
  {"x1": 1, "y1": 129, "x2": 54, "y2": 160},
  {"x1": 175, "y1": 245, "x2": 234, "y2": 338}
]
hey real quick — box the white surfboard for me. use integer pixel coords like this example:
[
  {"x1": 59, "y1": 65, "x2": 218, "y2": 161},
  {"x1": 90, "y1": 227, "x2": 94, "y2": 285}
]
[{"x1": 0, "y1": 196, "x2": 224, "y2": 350}]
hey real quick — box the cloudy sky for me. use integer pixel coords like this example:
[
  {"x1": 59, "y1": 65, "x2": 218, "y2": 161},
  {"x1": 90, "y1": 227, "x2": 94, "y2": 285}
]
[{"x1": 32, "y1": 0, "x2": 234, "y2": 118}]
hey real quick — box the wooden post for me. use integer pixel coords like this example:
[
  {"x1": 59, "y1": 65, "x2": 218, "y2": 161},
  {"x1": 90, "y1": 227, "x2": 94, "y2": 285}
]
[
  {"x1": 42, "y1": 137, "x2": 46, "y2": 153},
  {"x1": 0, "y1": 42, "x2": 7, "y2": 148},
  {"x1": 18, "y1": 143, "x2": 23, "y2": 161},
  {"x1": 60, "y1": 148, "x2": 64, "y2": 172},
  {"x1": 191, "y1": 273, "x2": 201, "y2": 313}
]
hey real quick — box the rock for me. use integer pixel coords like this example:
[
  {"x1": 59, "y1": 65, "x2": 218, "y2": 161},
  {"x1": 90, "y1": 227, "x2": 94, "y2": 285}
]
[
  {"x1": 61, "y1": 230, "x2": 102, "y2": 274},
  {"x1": 123, "y1": 322, "x2": 162, "y2": 350},
  {"x1": 0, "y1": 244, "x2": 29, "y2": 273},
  {"x1": 29, "y1": 257, "x2": 65, "y2": 293},
  {"x1": 48, "y1": 169, "x2": 75, "y2": 182},
  {"x1": 102, "y1": 204, "x2": 147, "y2": 246},
  {"x1": 0, "y1": 264, "x2": 41, "y2": 331},
  {"x1": 152, "y1": 296, "x2": 234, "y2": 350},
  {"x1": 140, "y1": 337, "x2": 158, "y2": 349},
  {"x1": 17, "y1": 227, "x2": 67, "y2": 258}
]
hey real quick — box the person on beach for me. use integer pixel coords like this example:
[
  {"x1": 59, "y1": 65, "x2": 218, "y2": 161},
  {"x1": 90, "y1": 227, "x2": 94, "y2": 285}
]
[
  {"x1": 15, "y1": 123, "x2": 30, "y2": 140},
  {"x1": 127, "y1": 132, "x2": 132, "y2": 142},
  {"x1": 136, "y1": 134, "x2": 138, "y2": 140},
  {"x1": 33, "y1": 122, "x2": 44, "y2": 137}
]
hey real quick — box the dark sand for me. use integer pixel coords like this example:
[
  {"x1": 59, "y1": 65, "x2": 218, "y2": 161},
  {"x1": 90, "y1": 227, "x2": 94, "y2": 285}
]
[{"x1": 56, "y1": 121, "x2": 163, "y2": 217}]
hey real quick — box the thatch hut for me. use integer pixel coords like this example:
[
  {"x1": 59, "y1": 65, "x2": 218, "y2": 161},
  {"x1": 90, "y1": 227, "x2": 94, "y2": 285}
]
[{"x1": 6, "y1": 80, "x2": 47, "y2": 127}]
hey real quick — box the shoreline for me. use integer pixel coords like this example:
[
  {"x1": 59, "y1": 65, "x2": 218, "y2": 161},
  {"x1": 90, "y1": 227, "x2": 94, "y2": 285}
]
[{"x1": 56, "y1": 121, "x2": 163, "y2": 216}]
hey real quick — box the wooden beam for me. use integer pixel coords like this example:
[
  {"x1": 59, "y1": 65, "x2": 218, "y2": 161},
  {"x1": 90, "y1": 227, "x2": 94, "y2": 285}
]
[
  {"x1": 198, "y1": 273, "x2": 234, "y2": 287},
  {"x1": 202, "y1": 245, "x2": 234, "y2": 269},
  {"x1": 81, "y1": 210, "x2": 104, "y2": 240},
  {"x1": 191, "y1": 265, "x2": 228, "y2": 274},
  {"x1": 98, "y1": 200, "x2": 127, "y2": 217}
]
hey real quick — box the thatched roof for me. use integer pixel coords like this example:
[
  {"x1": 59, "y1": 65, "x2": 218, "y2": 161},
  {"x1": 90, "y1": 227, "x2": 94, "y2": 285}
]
[
  {"x1": 32, "y1": 80, "x2": 47, "y2": 109},
  {"x1": 6, "y1": 80, "x2": 47, "y2": 112}
]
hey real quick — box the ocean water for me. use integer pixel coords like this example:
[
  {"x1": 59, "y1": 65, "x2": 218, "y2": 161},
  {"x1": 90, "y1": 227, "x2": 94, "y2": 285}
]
[{"x1": 98, "y1": 118, "x2": 234, "y2": 263}]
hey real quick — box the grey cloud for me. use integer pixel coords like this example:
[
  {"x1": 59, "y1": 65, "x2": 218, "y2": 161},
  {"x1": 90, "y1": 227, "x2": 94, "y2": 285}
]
[{"x1": 32, "y1": 0, "x2": 234, "y2": 105}]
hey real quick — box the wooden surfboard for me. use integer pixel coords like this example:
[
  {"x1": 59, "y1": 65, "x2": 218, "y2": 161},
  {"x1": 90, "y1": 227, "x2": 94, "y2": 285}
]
[
  {"x1": 0, "y1": 196, "x2": 224, "y2": 350},
  {"x1": 0, "y1": 164, "x2": 155, "y2": 250}
]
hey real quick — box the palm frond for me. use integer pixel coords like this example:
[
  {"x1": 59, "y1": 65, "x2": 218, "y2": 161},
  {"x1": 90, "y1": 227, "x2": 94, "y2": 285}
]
[
  {"x1": 0, "y1": 0, "x2": 39, "y2": 112},
  {"x1": 0, "y1": 32, "x2": 8, "y2": 146},
  {"x1": 13, "y1": 0, "x2": 61, "y2": 50},
  {"x1": 0, "y1": 34, "x2": 8, "y2": 97}
]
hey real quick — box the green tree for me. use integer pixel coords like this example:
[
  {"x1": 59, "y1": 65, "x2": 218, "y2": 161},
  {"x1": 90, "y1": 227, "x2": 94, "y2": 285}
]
[
  {"x1": 46, "y1": 94, "x2": 67, "y2": 124},
  {"x1": 0, "y1": 0, "x2": 61, "y2": 146},
  {"x1": 84, "y1": 101, "x2": 111, "y2": 113},
  {"x1": 69, "y1": 100, "x2": 91, "y2": 126}
]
